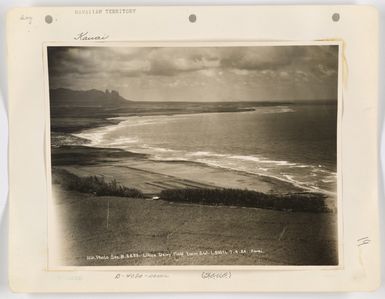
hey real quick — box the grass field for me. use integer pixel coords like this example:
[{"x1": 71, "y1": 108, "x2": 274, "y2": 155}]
[{"x1": 52, "y1": 184, "x2": 338, "y2": 266}]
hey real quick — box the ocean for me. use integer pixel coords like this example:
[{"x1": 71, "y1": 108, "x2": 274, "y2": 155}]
[{"x1": 73, "y1": 103, "x2": 338, "y2": 194}]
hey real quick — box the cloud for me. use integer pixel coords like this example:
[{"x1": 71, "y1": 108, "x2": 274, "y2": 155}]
[
  {"x1": 48, "y1": 47, "x2": 223, "y2": 78},
  {"x1": 219, "y1": 46, "x2": 297, "y2": 70},
  {"x1": 47, "y1": 45, "x2": 339, "y2": 101},
  {"x1": 48, "y1": 45, "x2": 338, "y2": 78},
  {"x1": 146, "y1": 48, "x2": 221, "y2": 76}
]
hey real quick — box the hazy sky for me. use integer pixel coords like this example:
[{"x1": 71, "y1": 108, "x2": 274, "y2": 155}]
[{"x1": 48, "y1": 45, "x2": 338, "y2": 102}]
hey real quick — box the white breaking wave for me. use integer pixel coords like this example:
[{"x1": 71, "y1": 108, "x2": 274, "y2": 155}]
[
  {"x1": 72, "y1": 119, "x2": 131, "y2": 146},
  {"x1": 244, "y1": 106, "x2": 296, "y2": 114},
  {"x1": 72, "y1": 115, "x2": 179, "y2": 146}
]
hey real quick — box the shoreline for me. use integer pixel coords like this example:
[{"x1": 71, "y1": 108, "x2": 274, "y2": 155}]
[
  {"x1": 51, "y1": 100, "x2": 337, "y2": 134},
  {"x1": 51, "y1": 103, "x2": 263, "y2": 134},
  {"x1": 52, "y1": 145, "x2": 303, "y2": 194},
  {"x1": 52, "y1": 148, "x2": 300, "y2": 194},
  {"x1": 51, "y1": 144, "x2": 337, "y2": 212},
  {"x1": 52, "y1": 144, "x2": 336, "y2": 196}
]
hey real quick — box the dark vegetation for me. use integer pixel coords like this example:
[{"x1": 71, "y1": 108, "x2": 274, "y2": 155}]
[
  {"x1": 54, "y1": 168, "x2": 144, "y2": 198},
  {"x1": 51, "y1": 145, "x2": 147, "y2": 166},
  {"x1": 53, "y1": 168, "x2": 329, "y2": 212},
  {"x1": 50, "y1": 116, "x2": 122, "y2": 133},
  {"x1": 160, "y1": 188, "x2": 330, "y2": 213}
]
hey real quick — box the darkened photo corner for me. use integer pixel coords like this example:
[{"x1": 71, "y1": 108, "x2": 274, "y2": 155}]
[{"x1": 48, "y1": 45, "x2": 339, "y2": 266}]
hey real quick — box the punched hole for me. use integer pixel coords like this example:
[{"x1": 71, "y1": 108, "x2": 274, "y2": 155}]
[
  {"x1": 332, "y1": 13, "x2": 340, "y2": 22},
  {"x1": 45, "y1": 15, "x2": 53, "y2": 24},
  {"x1": 189, "y1": 14, "x2": 197, "y2": 23}
]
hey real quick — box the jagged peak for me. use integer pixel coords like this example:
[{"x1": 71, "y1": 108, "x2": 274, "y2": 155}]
[{"x1": 50, "y1": 87, "x2": 131, "y2": 105}]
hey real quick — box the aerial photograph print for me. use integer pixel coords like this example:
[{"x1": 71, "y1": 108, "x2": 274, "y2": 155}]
[{"x1": 47, "y1": 44, "x2": 339, "y2": 267}]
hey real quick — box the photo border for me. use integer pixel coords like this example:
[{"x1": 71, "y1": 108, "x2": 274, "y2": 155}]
[{"x1": 43, "y1": 41, "x2": 344, "y2": 272}]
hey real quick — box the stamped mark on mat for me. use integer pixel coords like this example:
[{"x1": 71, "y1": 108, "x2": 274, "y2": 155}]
[{"x1": 357, "y1": 237, "x2": 370, "y2": 247}]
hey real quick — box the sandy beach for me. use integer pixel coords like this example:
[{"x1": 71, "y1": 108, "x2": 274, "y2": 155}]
[{"x1": 56, "y1": 158, "x2": 304, "y2": 196}]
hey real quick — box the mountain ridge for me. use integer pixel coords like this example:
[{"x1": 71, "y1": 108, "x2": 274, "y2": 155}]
[{"x1": 50, "y1": 88, "x2": 131, "y2": 108}]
